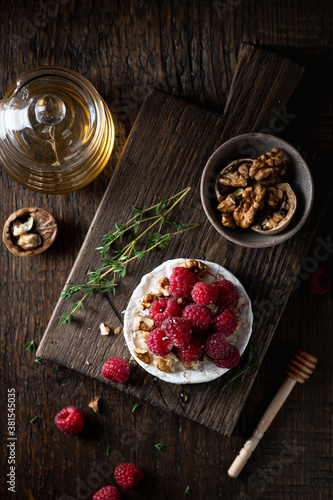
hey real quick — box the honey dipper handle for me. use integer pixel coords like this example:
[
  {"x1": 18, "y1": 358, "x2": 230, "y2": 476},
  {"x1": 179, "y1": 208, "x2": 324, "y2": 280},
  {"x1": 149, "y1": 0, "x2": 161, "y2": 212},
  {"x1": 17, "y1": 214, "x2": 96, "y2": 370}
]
[{"x1": 228, "y1": 376, "x2": 297, "y2": 478}]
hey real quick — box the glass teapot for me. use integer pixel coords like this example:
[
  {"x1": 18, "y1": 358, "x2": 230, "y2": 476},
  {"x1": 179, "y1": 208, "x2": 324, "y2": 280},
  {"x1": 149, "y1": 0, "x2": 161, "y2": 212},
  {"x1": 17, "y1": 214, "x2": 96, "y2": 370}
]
[{"x1": 0, "y1": 67, "x2": 114, "y2": 194}]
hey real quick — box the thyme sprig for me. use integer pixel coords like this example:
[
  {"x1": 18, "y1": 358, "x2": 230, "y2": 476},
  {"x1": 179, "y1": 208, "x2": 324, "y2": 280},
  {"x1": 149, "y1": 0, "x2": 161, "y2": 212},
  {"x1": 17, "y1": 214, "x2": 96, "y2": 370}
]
[
  {"x1": 24, "y1": 341, "x2": 36, "y2": 352},
  {"x1": 184, "y1": 486, "x2": 192, "y2": 496},
  {"x1": 132, "y1": 403, "x2": 140, "y2": 413},
  {"x1": 60, "y1": 188, "x2": 198, "y2": 326},
  {"x1": 220, "y1": 346, "x2": 258, "y2": 391}
]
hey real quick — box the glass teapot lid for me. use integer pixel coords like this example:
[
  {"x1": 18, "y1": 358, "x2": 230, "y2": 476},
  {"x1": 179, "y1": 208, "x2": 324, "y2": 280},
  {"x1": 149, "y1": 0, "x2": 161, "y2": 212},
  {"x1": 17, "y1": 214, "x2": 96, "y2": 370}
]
[{"x1": 0, "y1": 66, "x2": 107, "y2": 174}]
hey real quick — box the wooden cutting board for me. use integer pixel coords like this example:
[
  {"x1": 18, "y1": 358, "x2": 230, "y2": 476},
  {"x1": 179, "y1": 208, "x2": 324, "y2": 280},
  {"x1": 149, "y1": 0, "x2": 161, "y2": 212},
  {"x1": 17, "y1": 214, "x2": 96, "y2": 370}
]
[{"x1": 37, "y1": 43, "x2": 312, "y2": 436}]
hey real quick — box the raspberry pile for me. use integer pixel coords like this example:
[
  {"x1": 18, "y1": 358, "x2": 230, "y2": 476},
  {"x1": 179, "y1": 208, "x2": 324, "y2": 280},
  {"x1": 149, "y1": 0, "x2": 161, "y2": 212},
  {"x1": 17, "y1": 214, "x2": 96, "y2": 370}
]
[{"x1": 137, "y1": 262, "x2": 243, "y2": 370}]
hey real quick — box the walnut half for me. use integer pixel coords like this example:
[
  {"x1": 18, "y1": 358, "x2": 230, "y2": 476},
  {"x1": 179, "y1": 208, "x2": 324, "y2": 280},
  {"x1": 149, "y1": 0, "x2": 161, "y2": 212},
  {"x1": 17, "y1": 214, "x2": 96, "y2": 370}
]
[
  {"x1": 252, "y1": 183, "x2": 297, "y2": 235},
  {"x1": 155, "y1": 277, "x2": 170, "y2": 296},
  {"x1": 141, "y1": 292, "x2": 160, "y2": 309},
  {"x1": 154, "y1": 358, "x2": 175, "y2": 373},
  {"x1": 233, "y1": 183, "x2": 266, "y2": 229},
  {"x1": 222, "y1": 213, "x2": 237, "y2": 229},
  {"x1": 134, "y1": 348, "x2": 151, "y2": 364},
  {"x1": 217, "y1": 159, "x2": 252, "y2": 188},
  {"x1": 133, "y1": 313, "x2": 155, "y2": 331},
  {"x1": 178, "y1": 259, "x2": 207, "y2": 277},
  {"x1": 249, "y1": 147, "x2": 287, "y2": 185},
  {"x1": 17, "y1": 232, "x2": 42, "y2": 250}
]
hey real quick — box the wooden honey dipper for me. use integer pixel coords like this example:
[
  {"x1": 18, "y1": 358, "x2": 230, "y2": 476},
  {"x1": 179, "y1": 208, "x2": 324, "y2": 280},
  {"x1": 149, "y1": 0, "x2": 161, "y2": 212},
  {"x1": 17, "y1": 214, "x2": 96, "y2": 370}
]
[{"x1": 228, "y1": 348, "x2": 317, "y2": 478}]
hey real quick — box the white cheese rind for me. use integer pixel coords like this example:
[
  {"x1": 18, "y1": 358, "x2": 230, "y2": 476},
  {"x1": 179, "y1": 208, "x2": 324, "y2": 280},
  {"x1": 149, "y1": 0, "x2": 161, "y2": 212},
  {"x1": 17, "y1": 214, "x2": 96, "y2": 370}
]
[{"x1": 123, "y1": 258, "x2": 253, "y2": 384}]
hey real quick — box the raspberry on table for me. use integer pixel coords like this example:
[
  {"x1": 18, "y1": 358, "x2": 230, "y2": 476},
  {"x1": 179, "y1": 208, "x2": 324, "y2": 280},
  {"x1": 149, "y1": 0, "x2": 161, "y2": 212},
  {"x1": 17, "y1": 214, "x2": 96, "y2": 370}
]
[
  {"x1": 191, "y1": 282, "x2": 219, "y2": 306},
  {"x1": 213, "y1": 345, "x2": 240, "y2": 369},
  {"x1": 54, "y1": 406, "x2": 85, "y2": 435},
  {"x1": 181, "y1": 304, "x2": 211, "y2": 333},
  {"x1": 146, "y1": 328, "x2": 173, "y2": 356},
  {"x1": 161, "y1": 316, "x2": 192, "y2": 347},
  {"x1": 205, "y1": 332, "x2": 230, "y2": 359},
  {"x1": 308, "y1": 266, "x2": 332, "y2": 295},
  {"x1": 169, "y1": 266, "x2": 199, "y2": 299},
  {"x1": 114, "y1": 463, "x2": 144, "y2": 489},
  {"x1": 93, "y1": 486, "x2": 121, "y2": 500},
  {"x1": 211, "y1": 308, "x2": 238, "y2": 336},
  {"x1": 215, "y1": 279, "x2": 239, "y2": 308},
  {"x1": 102, "y1": 357, "x2": 130, "y2": 383},
  {"x1": 149, "y1": 297, "x2": 181, "y2": 326},
  {"x1": 176, "y1": 337, "x2": 205, "y2": 363}
]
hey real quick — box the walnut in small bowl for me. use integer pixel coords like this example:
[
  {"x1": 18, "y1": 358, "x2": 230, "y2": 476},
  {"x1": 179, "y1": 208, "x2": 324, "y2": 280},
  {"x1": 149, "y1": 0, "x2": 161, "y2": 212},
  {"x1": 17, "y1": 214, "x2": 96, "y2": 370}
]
[
  {"x1": 252, "y1": 183, "x2": 297, "y2": 235},
  {"x1": 2, "y1": 207, "x2": 57, "y2": 256},
  {"x1": 201, "y1": 133, "x2": 313, "y2": 248},
  {"x1": 215, "y1": 147, "x2": 296, "y2": 234}
]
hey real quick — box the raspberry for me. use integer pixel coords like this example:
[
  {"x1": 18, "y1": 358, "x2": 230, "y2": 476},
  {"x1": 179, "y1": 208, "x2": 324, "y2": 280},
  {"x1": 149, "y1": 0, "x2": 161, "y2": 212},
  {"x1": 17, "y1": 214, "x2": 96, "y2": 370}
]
[
  {"x1": 191, "y1": 282, "x2": 219, "y2": 306},
  {"x1": 149, "y1": 297, "x2": 181, "y2": 326},
  {"x1": 211, "y1": 308, "x2": 238, "y2": 336},
  {"x1": 215, "y1": 280, "x2": 239, "y2": 308},
  {"x1": 213, "y1": 345, "x2": 240, "y2": 368},
  {"x1": 176, "y1": 337, "x2": 205, "y2": 363},
  {"x1": 93, "y1": 486, "x2": 121, "y2": 500},
  {"x1": 54, "y1": 406, "x2": 84, "y2": 435},
  {"x1": 308, "y1": 266, "x2": 332, "y2": 295},
  {"x1": 169, "y1": 267, "x2": 198, "y2": 299},
  {"x1": 102, "y1": 357, "x2": 130, "y2": 383},
  {"x1": 114, "y1": 463, "x2": 144, "y2": 489},
  {"x1": 182, "y1": 304, "x2": 211, "y2": 333},
  {"x1": 146, "y1": 328, "x2": 173, "y2": 356},
  {"x1": 205, "y1": 332, "x2": 230, "y2": 359},
  {"x1": 161, "y1": 317, "x2": 192, "y2": 347}
]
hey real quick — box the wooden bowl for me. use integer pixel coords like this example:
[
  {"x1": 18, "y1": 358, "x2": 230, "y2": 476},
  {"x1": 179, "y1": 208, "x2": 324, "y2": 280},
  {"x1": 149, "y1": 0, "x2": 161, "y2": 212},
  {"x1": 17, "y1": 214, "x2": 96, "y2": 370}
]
[{"x1": 200, "y1": 133, "x2": 314, "y2": 248}]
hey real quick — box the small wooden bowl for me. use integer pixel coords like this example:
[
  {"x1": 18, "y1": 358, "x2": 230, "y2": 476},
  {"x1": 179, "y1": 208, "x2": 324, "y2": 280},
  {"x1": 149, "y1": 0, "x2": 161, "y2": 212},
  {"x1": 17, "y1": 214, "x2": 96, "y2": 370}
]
[
  {"x1": 2, "y1": 207, "x2": 57, "y2": 256},
  {"x1": 200, "y1": 133, "x2": 314, "y2": 248}
]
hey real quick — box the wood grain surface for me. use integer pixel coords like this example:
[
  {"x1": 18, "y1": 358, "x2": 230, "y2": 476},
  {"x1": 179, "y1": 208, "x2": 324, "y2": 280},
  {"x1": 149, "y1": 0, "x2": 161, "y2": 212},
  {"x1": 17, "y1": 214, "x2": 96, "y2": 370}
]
[
  {"x1": 1, "y1": 1, "x2": 332, "y2": 499},
  {"x1": 37, "y1": 43, "x2": 306, "y2": 437}
]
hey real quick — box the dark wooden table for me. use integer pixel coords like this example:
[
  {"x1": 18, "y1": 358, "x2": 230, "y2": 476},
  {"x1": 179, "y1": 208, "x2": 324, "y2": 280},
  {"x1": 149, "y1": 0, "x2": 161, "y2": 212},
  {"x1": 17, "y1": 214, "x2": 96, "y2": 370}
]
[{"x1": 1, "y1": 1, "x2": 332, "y2": 499}]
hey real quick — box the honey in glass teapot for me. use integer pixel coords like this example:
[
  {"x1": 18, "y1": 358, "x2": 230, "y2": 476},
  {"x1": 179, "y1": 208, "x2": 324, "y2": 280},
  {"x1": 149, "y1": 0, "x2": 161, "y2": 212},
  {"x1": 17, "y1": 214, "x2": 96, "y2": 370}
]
[{"x1": 0, "y1": 66, "x2": 115, "y2": 194}]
